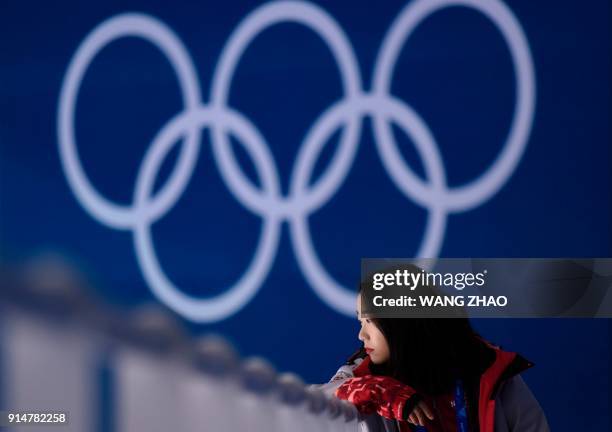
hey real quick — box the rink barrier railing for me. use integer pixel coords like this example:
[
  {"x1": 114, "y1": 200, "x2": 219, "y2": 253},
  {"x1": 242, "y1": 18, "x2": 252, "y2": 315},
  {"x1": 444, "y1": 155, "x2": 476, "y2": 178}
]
[{"x1": 0, "y1": 255, "x2": 359, "y2": 431}]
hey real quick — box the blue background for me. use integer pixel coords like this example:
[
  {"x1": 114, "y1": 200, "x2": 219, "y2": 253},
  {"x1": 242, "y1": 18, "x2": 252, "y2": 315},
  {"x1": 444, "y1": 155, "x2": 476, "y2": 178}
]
[{"x1": 1, "y1": 0, "x2": 610, "y2": 430}]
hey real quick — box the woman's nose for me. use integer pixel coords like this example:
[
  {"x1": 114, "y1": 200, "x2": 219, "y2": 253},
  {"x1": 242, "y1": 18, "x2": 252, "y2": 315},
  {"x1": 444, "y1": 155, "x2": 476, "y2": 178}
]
[{"x1": 358, "y1": 327, "x2": 367, "y2": 342}]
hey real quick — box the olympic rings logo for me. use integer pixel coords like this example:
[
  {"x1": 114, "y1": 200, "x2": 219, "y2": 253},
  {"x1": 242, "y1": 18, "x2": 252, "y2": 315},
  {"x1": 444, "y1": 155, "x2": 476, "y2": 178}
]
[{"x1": 58, "y1": 0, "x2": 535, "y2": 322}]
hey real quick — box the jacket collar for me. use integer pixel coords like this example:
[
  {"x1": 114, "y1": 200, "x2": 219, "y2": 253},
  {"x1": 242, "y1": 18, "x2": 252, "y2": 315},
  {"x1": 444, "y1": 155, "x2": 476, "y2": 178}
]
[{"x1": 478, "y1": 343, "x2": 534, "y2": 432}]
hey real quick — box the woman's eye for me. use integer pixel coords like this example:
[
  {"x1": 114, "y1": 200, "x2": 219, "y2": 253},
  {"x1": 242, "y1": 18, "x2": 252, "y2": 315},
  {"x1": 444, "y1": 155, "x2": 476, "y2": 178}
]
[{"x1": 365, "y1": 319, "x2": 371, "y2": 323}]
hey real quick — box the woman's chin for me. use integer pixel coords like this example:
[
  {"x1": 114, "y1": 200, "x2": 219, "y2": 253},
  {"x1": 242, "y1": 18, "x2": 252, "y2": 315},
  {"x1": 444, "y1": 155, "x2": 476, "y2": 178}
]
[
  {"x1": 370, "y1": 356, "x2": 383, "y2": 364},
  {"x1": 369, "y1": 354, "x2": 391, "y2": 366}
]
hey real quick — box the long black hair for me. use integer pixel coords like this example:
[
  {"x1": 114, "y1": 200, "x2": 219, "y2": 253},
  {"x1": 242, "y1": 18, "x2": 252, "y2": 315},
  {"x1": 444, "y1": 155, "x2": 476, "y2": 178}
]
[{"x1": 357, "y1": 264, "x2": 496, "y2": 396}]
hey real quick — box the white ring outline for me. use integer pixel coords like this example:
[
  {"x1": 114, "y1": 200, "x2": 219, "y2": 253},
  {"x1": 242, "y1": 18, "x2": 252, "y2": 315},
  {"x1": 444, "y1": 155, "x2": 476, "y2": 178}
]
[
  {"x1": 133, "y1": 107, "x2": 281, "y2": 322},
  {"x1": 289, "y1": 95, "x2": 448, "y2": 315},
  {"x1": 210, "y1": 0, "x2": 363, "y2": 219},
  {"x1": 373, "y1": 0, "x2": 536, "y2": 212},
  {"x1": 58, "y1": 13, "x2": 202, "y2": 229}
]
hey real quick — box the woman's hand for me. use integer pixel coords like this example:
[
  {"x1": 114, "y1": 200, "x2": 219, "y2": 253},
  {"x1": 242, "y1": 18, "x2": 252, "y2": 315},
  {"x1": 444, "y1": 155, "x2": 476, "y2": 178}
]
[
  {"x1": 407, "y1": 400, "x2": 434, "y2": 427},
  {"x1": 335, "y1": 374, "x2": 434, "y2": 423}
]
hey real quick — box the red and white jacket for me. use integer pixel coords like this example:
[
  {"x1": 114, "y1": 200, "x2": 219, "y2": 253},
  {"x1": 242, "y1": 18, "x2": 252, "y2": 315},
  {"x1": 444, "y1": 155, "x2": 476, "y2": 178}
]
[{"x1": 314, "y1": 344, "x2": 550, "y2": 432}]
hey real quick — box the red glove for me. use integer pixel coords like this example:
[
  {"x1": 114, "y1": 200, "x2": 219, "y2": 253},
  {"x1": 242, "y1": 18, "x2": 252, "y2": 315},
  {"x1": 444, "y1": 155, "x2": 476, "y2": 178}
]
[{"x1": 335, "y1": 374, "x2": 421, "y2": 421}]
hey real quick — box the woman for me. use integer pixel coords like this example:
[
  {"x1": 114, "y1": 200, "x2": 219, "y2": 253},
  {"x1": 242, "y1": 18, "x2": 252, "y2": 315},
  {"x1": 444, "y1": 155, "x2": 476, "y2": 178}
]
[{"x1": 321, "y1": 267, "x2": 549, "y2": 431}]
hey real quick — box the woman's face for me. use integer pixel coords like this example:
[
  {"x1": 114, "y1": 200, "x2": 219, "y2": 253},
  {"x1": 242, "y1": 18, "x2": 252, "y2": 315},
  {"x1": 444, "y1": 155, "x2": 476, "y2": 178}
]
[{"x1": 357, "y1": 294, "x2": 390, "y2": 364}]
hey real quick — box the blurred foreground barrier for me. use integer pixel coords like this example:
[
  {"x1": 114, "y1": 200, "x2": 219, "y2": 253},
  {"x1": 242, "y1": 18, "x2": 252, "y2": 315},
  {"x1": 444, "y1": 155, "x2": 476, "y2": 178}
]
[
  {"x1": 0, "y1": 256, "x2": 360, "y2": 431},
  {"x1": 0, "y1": 255, "x2": 100, "y2": 432}
]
